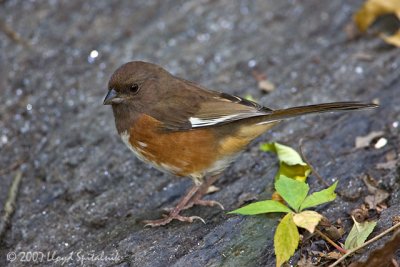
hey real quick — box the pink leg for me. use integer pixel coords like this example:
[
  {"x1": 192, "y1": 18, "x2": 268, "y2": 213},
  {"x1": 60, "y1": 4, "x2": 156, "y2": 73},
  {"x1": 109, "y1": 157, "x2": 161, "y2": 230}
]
[
  {"x1": 143, "y1": 175, "x2": 223, "y2": 227},
  {"x1": 182, "y1": 175, "x2": 224, "y2": 210}
]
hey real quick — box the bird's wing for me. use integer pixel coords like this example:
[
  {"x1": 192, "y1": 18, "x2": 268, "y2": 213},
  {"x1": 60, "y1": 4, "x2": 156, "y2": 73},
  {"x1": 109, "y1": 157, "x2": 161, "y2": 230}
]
[{"x1": 147, "y1": 78, "x2": 272, "y2": 131}]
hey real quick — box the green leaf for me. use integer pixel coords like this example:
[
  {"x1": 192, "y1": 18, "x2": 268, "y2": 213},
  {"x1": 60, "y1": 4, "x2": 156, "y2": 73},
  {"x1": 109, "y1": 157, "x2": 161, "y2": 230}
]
[
  {"x1": 293, "y1": 210, "x2": 323, "y2": 233},
  {"x1": 228, "y1": 200, "x2": 292, "y2": 215},
  {"x1": 275, "y1": 176, "x2": 309, "y2": 212},
  {"x1": 344, "y1": 218, "x2": 377, "y2": 250},
  {"x1": 260, "y1": 142, "x2": 311, "y2": 182},
  {"x1": 274, "y1": 213, "x2": 299, "y2": 267},
  {"x1": 300, "y1": 181, "x2": 338, "y2": 211}
]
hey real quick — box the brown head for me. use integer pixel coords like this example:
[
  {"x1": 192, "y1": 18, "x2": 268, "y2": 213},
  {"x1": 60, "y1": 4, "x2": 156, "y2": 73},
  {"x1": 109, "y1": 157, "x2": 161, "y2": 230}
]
[
  {"x1": 103, "y1": 61, "x2": 176, "y2": 133},
  {"x1": 103, "y1": 61, "x2": 171, "y2": 106}
]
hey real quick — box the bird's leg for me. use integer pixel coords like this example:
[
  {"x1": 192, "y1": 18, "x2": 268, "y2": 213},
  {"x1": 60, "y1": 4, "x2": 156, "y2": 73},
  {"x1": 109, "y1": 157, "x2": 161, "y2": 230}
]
[
  {"x1": 143, "y1": 184, "x2": 205, "y2": 227},
  {"x1": 182, "y1": 174, "x2": 224, "y2": 210},
  {"x1": 143, "y1": 175, "x2": 224, "y2": 227}
]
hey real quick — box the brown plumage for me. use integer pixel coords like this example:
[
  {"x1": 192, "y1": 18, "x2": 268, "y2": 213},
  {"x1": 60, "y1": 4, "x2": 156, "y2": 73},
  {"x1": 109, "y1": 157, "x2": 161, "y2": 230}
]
[{"x1": 103, "y1": 61, "x2": 377, "y2": 226}]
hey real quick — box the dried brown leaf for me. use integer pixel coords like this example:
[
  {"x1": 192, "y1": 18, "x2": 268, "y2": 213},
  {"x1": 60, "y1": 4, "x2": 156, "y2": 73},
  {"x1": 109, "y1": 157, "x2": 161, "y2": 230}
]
[
  {"x1": 355, "y1": 131, "x2": 384, "y2": 148},
  {"x1": 362, "y1": 175, "x2": 389, "y2": 209}
]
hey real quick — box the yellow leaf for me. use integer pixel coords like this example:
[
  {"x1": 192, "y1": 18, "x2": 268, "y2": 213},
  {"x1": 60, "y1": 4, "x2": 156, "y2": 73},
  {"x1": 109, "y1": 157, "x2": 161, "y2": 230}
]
[
  {"x1": 293, "y1": 211, "x2": 323, "y2": 233},
  {"x1": 260, "y1": 142, "x2": 311, "y2": 182},
  {"x1": 381, "y1": 30, "x2": 400, "y2": 47},
  {"x1": 274, "y1": 213, "x2": 299, "y2": 267},
  {"x1": 353, "y1": 0, "x2": 400, "y2": 32}
]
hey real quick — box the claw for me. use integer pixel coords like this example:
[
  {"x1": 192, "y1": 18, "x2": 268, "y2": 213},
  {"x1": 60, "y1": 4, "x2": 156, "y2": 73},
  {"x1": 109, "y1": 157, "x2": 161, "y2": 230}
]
[
  {"x1": 193, "y1": 199, "x2": 225, "y2": 210},
  {"x1": 175, "y1": 215, "x2": 206, "y2": 224}
]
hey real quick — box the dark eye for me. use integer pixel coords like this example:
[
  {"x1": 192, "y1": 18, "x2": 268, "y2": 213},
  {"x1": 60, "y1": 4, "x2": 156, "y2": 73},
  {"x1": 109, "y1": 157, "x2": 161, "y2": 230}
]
[{"x1": 130, "y1": 83, "x2": 139, "y2": 94}]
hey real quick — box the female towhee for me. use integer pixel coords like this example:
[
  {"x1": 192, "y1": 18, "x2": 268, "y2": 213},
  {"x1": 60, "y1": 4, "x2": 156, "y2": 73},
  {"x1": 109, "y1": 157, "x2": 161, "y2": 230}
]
[{"x1": 103, "y1": 61, "x2": 377, "y2": 227}]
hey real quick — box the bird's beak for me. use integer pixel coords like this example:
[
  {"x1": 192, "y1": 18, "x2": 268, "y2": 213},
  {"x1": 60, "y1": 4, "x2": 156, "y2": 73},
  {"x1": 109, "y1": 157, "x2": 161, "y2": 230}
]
[{"x1": 103, "y1": 89, "x2": 119, "y2": 105}]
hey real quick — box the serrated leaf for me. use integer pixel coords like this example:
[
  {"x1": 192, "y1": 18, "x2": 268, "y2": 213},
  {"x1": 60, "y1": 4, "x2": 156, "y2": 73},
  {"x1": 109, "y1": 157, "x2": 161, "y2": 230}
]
[
  {"x1": 260, "y1": 142, "x2": 311, "y2": 182},
  {"x1": 300, "y1": 181, "x2": 338, "y2": 211},
  {"x1": 344, "y1": 217, "x2": 377, "y2": 250},
  {"x1": 293, "y1": 211, "x2": 323, "y2": 233},
  {"x1": 228, "y1": 200, "x2": 292, "y2": 215},
  {"x1": 274, "y1": 213, "x2": 299, "y2": 267},
  {"x1": 275, "y1": 176, "x2": 309, "y2": 212}
]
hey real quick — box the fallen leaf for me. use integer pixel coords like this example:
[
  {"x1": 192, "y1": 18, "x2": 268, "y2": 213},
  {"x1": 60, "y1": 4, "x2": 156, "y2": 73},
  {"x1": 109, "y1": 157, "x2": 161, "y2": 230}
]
[
  {"x1": 274, "y1": 213, "x2": 299, "y2": 267},
  {"x1": 353, "y1": 52, "x2": 374, "y2": 61},
  {"x1": 376, "y1": 159, "x2": 397, "y2": 170},
  {"x1": 314, "y1": 251, "x2": 342, "y2": 260},
  {"x1": 355, "y1": 131, "x2": 384, "y2": 148},
  {"x1": 252, "y1": 70, "x2": 276, "y2": 93},
  {"x1": 258, "y1": 79, "x2": 275, "y2": 93},
  {"x1": 293, "y1": 210, "x2": 323, "y2": 233},
  {"x1": 351, "y1": 207, "x2": 370, "y2": 223},
  {"x1": 362, "y1": 175, "x2": 390, "y2": 210},
  {"x1": 381, "y1": 29, "x2": 400, "y2": 47},
  {"x1": 385, "y1": 150, "x2": 397, "y2": 161},
  {"x1": 353, "y1": 0, "x2": 400, "y2": 32},
  {"x1": 349, "y1": 229, "x2": 400, "y2": 267},
  {"x1": 260, "y1": 142, "x2": 311, "y2": 182},
  {"x1": 318, "y1": 217, "x2": 345, "y2": 241},
  {"x1": 392, "y1": 216, "x2": 400, "y2": 225},
  {"x1": 344, "y1": 216, "x2": 377, "y2": 250}
]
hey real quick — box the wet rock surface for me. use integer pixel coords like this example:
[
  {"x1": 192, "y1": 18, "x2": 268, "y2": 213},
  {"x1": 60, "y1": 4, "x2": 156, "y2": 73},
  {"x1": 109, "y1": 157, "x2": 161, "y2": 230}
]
[{"x1": 0, "y1": 0, "x2": 399, "y2": 266}]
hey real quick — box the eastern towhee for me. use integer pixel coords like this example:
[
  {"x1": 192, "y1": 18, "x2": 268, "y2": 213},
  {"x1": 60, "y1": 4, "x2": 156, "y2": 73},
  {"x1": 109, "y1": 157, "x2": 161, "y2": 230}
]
[{"x1": 103, "y1": 61, "x2": 377, "y2": 227}]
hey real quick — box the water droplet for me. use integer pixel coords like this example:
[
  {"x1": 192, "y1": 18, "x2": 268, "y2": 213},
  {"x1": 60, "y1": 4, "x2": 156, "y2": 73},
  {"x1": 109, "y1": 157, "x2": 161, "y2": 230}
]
[
  {"x1": 168, "y1": 38, "x2": 177, "y2": 46},
  {"x1": 196, "y1": 33, "x2": 210, "y2": 42},
  {"x1": 26, "y1": 104, "x2": 32, "y2": 111},
  {"x1": 88, "y1": 50, "x2": 99, "y2": 63},
  {"x1": 248, "y1": 59, "x2": 257, "y2": 68},
  {"x1": 392, "y1": 121, "x2": 399, "y2": 128},
  {"x1": 16, "y1": 88, "x2": 23, "y2": 96},
  {"x1": 355, "y1": 66, "x2": 363, "y2": 74},
  {"x1": 1, "y1": 135, "x2": 8, "y2": 144}
]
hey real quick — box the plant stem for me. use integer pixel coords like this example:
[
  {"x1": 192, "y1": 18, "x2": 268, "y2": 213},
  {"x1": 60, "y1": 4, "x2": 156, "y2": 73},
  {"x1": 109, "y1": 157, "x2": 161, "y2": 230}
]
[
  {"x1": 315, "y1": 229, "x2": 347, "y2": 254},
  {"x1": 329, "y1": 222, "x2": 400, "y2": 267}
]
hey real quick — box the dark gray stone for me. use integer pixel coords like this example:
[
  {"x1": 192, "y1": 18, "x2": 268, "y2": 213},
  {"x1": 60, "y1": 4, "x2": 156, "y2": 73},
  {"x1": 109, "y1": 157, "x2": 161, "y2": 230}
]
[{"x1": 0, "y1": 0, "x2": 399, "y2": 266}]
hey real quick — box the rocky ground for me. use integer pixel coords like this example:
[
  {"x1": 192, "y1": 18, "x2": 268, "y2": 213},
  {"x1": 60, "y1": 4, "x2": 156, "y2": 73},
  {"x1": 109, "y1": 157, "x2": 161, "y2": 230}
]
[{"x1": 0, "y1": 0, "x2": 399, "y2": 266}]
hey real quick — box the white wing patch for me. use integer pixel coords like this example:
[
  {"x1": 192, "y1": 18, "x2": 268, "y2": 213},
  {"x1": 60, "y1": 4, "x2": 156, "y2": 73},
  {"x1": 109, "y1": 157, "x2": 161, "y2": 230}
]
[{"x1": 189, "y1": 114, "x2": 241, "y2": 127}]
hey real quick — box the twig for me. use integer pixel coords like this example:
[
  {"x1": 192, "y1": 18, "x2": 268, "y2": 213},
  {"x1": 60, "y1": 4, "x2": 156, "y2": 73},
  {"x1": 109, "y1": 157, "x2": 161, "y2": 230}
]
[
  {"x1": 0, "y1": 157, "x2": 25, "y2": 176},
  {"x1": 329, "y1": 222, "x2": 400, "y2": 267},
  {"x1": 299, "y1": 138, "x2": 329, "y2": 187},
  {"x1": 315, "y1": 228, "x2": 347, "y2": 254},
  {"x1": 0, "y1": 171, "x2": 22, "y2": 242},
  {"x1": 0, "y1": 18, "x2": 30, "y2": 48}
]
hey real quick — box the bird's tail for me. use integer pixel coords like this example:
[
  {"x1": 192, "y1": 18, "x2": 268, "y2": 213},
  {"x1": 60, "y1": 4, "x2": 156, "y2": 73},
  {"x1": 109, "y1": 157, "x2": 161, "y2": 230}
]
[{"x1": 257, "y1": 102, "x2": 378, "y2": 124}]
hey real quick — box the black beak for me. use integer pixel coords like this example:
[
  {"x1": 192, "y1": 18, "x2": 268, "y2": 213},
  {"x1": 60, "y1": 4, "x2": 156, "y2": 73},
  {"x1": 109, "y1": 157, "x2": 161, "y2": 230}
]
[{"x1": 103, "y1": 89, "x2": 118, "y2": 105}]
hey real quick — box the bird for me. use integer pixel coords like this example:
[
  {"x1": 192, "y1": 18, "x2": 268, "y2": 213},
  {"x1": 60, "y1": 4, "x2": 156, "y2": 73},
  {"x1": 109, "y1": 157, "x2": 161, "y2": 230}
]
[{"x1": 103, "y1": 61, "x2": 377, "y2": 227}]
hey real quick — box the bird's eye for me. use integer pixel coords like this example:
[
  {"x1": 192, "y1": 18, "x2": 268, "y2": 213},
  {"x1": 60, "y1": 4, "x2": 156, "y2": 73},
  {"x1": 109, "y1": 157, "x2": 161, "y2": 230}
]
[{"x1": 130, "y1": 83, "x2": 139, "y2": 94}]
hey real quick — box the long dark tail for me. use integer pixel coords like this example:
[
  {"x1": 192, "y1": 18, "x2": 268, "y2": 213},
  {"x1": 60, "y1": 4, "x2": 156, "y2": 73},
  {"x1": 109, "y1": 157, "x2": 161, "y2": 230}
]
[{"x1": 258, "y1": 102, "x2": 378, "y2": 124}]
